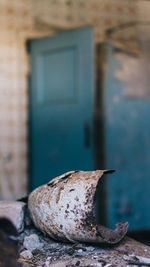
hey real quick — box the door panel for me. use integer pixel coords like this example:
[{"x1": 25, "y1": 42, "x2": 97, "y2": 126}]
[
  {"x1": 29, "y1": 27, "x2": 94, "y2": 189},
  {"x1": 104, "y1": 43, "x2": 150, "y2": 230}
]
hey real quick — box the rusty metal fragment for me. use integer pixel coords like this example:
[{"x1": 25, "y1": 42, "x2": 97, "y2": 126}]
[{"x1": 28, "y1": 170, "x2": 128, "y2": 244}]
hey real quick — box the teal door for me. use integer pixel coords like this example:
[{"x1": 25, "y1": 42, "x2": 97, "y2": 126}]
[
  {"x1": 104, "y1": 43, "x2": 150, "y2": 230},
  {"x1": 29, "y1": 27, "x2": 94, "y2": 189}
]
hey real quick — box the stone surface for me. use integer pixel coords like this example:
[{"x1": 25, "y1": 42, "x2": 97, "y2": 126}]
[
  {"x1": 0, "y1": 201, "x2": 26, "y2": 233},
  {"x1": 23, "y1": 234, "x2": 44, "y2": 251},
  {"x1": 20, "y1": 250, "x2": 33, "y2": 260}
]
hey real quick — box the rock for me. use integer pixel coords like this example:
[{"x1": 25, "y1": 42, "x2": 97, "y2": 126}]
[
  {"x1": 123, "y1": 255, "x2": 130, "y2": 261},
  {"x1": 136, "y1": 255, "x2": 150, "y2": 264},
  {"x1": 20, "y1": 250, "x2": 33, "y2": 259},
  {"x1": 86, "y1": 246, "x2": 95, "y2": 252},
  {"x1": 45, "y1": 257, "x2": 51, "y2": 267},
  {"x1": 23, "y1": 234, "x2": 44, "y2": 251},
  {"x1": 0, "y1": 201, "x2": 26, "y2": 233}
]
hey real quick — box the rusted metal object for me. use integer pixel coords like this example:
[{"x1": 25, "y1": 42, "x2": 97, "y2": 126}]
[{"x1": 28, "y1": 170, "x2": 128, "y2": 244}]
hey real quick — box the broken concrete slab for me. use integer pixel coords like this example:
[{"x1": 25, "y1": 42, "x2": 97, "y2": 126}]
[{"x1": 0, "y1": 201, "x2": 26, "y2": 233}]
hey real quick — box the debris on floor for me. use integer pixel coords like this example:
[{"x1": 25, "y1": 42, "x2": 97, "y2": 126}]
[
  {"x1": 0, "y1": 170, "x2": 150, "y2": 266},
  {"x1": 17, "y1": 225, "x2": 150, "y2": 267},
  {"x1": 23, "y1": 234, "x2": 44, "y2": 251}
]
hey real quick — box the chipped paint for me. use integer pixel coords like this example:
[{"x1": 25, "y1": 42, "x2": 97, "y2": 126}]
[
  {"x1": 115, "y1": 41, "x2": 150, "y2": 99},
  {"x1": 28, "y1": 170, "x2": 128, "y2": 244}
]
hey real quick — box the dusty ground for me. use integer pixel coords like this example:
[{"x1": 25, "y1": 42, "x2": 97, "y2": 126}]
[{"x1": 18, "y1": 225, "x2": 150, "y2": 267}]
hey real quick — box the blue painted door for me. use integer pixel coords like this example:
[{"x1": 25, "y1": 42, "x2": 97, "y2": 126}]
[
  {"x1": 104, "y1": 43, "x2": 150, "y2": 230},
  {"x1": 29, "y1": 27, "x2": 94, "y2": 189}
]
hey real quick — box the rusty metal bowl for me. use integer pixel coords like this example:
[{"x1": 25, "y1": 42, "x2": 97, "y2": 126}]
[{"x1": 28, "y1": 170, "x2": 128, "y2": 244}]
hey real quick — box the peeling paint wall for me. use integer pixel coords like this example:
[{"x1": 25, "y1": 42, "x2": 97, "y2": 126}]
[
  {"x1": 115, "y1": 42, "x2": 150, "y2": 98},
  {"x1": 0, "y1": 0, "x2": 145, "y2": 200}
]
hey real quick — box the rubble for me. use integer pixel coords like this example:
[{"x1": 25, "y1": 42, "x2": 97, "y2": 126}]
[
  {"x1": 17, "y1": 226, "x2": 150, "y2": 267},
  {"x1": 0, "y1": 204, "x2": 146, "y2": 266},
  {"x1": 20, "y1": 250, "x2": 33, "y2": 260},
  {"x1": 123, "y1": 254, "x2": 150, "y2": 266},
  {"x1": 23, "y1": 234, "x2": 44, "y2": 251},
  {"x1": 136, "y1": 255, "x2": 150, "y2": 264},
  {"x1": 0, "y1": 201, "x2": 26, "y2": 232},
  {"x1": 0, "y1": 171, "x2": 150, "y2": 266}
]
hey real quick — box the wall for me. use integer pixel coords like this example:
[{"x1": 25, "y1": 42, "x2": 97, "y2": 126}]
[
  {"x1": 33, "y1": 0, "x2": 137, "y2": 43},
  {"x1": 0, "y1": 0, "x2": 32, "y2": 199},
  {"x1": 0, "y1": 0, "x2": 143, "y2": 200}
]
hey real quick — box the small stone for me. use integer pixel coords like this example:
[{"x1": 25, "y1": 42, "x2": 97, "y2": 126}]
[
  {"x1": 45, "y1": 257, "x2": 51, "y2": 267},
  {"x1": 20, "y1": 250, "x2": 33, "y2": 260},
  {"x1": 0, "y1": 201, "x2": 26, "y2": 233},
  {"x1": 23, "y1": 234, "x2": 44, "y2": 251},
  {"x1": 78, "y1": 249, "x2": 83, "y2": 253},
  {"x1": 136, "y1": 256, "x2": 150, "y2": 264},
  {"x1": 93, "y1": 255, "x2": 98, "y2": 259},
  {"x1": 123, "y1": 255, "x2": 130, "y2": 261},
  {"x1": 86, "y1": 246, "x2": 95, "y2": 252}
]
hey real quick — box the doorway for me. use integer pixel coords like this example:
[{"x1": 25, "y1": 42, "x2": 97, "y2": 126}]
[{"x1": 28, "y1": 26, "x2": 95, "y2": 190}]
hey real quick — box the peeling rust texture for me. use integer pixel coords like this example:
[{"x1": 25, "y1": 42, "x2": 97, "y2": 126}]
[{"x1": 28, "y1": 170, "x2": 128, "y2": 245}]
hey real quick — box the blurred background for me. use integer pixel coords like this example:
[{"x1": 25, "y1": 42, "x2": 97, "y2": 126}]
[{"x1": 0, "y1": 0, "x2": 150, "y2": 239}]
